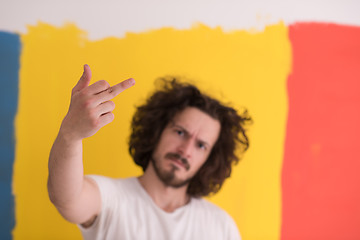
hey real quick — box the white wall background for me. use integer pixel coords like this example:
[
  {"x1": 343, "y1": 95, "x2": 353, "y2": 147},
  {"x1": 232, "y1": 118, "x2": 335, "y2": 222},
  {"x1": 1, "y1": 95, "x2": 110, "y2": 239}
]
[{"x1": 1, "y1": 0, "x2": 360, "y2": 39}]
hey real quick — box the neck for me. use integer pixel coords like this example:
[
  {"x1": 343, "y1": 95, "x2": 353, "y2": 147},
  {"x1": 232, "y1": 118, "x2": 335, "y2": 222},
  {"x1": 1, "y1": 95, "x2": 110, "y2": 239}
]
[{"x1": 138, "y1": 163, "x2": 190, "y2": 213}]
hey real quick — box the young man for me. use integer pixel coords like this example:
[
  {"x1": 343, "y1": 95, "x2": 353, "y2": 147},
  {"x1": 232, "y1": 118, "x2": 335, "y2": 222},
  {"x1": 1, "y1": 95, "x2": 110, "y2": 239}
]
[{"x1": 48, "y1": 65, "x2": 251, "y2": 240}]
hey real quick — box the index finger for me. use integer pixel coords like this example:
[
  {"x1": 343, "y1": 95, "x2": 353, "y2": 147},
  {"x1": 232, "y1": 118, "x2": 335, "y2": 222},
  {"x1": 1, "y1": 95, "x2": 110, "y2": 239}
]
[{"x1": 94, "y1": 78, "x2": 135, "y2": 104}]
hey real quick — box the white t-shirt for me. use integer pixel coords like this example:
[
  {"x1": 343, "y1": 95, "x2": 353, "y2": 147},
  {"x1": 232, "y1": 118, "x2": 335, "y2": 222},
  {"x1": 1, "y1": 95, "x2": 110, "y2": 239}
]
[{"x1": 78, "y1": 175, "x2": 241, "y2": 240}]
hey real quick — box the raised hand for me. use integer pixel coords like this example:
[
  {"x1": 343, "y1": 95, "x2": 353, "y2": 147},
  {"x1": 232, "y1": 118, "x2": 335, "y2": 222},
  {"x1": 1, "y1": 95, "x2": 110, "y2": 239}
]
[{"x1": 60, "y1": 64, "x2": 135, "y2": 141}]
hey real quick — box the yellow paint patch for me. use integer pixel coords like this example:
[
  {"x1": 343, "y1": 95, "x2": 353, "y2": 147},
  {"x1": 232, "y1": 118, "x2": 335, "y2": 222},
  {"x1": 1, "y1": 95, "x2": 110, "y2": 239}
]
[{"x1": 14, "y1": 22, "x2": 291, "y2": 239}]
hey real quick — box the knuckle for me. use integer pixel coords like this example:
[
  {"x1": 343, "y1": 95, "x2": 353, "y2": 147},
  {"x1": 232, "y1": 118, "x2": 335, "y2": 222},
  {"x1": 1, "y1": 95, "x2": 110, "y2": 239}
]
[
  {"x1": 82, "y1": 98, "x2": 93, "y2": 108},
  {"x1": 105, "y1": 101, "x2": 115, "y2": 110},
  {"x1": 78, "y1": 89, "x2": 89, "y2": 98},
  {"x1": 108, "y1": 113, "x2": 115, "y2": 121},
  {"x1": 120, "y1": 81, "x2": 128, "y2": 89},
  {"x1": 88, "y1": 109, "x2": 97, "y2": 119},
  {"x1": 109, "y1": 101, "x2": 115, "y2": 108},
  {"x1": 110, "y1": 91, "x2": 118, "y2": 98},
  {"x1": 106, "y1": 87, "x2": 116, "y2": 96},
  {"x1": 98, "y1": 80, "x2": 110, "y2": 89},
  {"x1": 90, "y1": 117, "x2": 100, "y2": 128}
]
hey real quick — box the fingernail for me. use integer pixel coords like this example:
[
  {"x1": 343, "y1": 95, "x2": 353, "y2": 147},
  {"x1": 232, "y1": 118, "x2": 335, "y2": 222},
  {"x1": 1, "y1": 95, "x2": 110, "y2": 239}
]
[
  {"x1": 83, "y1": 64, "x2": 88, "y2": 75},
  {"x1": 129, "y1": 78, "x2": 135, "y2": 85}
]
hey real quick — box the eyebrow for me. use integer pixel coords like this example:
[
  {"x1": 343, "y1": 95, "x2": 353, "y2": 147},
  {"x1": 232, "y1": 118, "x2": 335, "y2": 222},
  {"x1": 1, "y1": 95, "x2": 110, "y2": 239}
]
[{"x1": 172, "y1": 123, "x2": 211, "y2": 148}]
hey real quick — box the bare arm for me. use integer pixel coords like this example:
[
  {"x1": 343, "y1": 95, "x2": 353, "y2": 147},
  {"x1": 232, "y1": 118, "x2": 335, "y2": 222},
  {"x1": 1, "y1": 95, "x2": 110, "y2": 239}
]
[{"x1": 47, "y1": 64, "x2": 135, "y2": 225}]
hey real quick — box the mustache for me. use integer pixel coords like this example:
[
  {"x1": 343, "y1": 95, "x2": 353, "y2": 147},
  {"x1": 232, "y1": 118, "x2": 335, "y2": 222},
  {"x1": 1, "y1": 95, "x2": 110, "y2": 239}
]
[{"x1": 165, "y1": 153, "x2": 190, "y2": 170}]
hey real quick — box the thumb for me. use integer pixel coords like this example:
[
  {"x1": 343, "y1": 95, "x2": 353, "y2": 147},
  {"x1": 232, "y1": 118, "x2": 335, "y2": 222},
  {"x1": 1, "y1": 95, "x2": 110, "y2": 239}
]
[{"x1": 73, "y1": 64, "x2": 92, "y2": 93}]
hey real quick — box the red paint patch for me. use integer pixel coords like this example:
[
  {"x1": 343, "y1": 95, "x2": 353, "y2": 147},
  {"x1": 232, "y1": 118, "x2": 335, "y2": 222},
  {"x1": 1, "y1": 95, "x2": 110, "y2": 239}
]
[{"x1": 282, "y1": 23, "x2": 360, "y2": 240}]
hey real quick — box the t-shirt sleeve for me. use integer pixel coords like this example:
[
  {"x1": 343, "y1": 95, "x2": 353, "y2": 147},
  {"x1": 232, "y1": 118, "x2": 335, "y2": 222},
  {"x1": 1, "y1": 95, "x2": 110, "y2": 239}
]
[{"x1": 77, "y1": 175, "x2": 116, "y2": 240}]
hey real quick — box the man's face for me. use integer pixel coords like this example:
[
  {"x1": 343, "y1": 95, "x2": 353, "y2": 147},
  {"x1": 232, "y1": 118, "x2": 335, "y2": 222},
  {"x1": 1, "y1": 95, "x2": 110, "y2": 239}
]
[{"x1": 151, "y1": 107, "x2": 221, "y2": 188}]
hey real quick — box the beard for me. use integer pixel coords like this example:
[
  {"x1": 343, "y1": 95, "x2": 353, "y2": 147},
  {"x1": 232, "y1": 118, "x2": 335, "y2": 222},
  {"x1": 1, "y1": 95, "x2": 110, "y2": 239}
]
[{"x1": 151, "y1": 153, "x2": 192, "y2": 188}]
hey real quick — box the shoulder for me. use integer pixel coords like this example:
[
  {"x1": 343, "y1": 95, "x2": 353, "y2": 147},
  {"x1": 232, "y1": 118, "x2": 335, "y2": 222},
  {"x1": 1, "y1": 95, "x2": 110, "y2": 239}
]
[
  {"x1": 86, "y1": 175, "x2": 138, "y2": 198},
  {"x1": 190, "y1": 198, "x2": 241, "y2": 239},
  {"x1": 191, "y1": 198, "x2": 229, "y2": 217},
  {"x1": 86, "y1": 175, "x2": 136, "y2": 186}
]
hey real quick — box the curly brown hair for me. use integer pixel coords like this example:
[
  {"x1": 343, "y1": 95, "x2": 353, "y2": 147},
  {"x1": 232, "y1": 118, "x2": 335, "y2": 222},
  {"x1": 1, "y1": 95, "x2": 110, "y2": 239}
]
[{"x1": 129, "y1": 78, "x2": 252, "y2": 197}]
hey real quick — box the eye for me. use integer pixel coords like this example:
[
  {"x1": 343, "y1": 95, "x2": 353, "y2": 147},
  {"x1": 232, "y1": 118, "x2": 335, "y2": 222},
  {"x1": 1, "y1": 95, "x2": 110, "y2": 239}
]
[
  {"x1": 175, "y1": 129, "x2": 184, "y2": 136},
  {"x1": 197, "y1": 142, "x2": 207, "y2": 150}
]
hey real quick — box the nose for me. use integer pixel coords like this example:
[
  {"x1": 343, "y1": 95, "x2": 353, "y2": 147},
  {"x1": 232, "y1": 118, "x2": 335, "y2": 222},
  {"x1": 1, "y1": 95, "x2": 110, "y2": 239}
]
[{"x1": 178, "y1": 138, "x2": 194, "y2": 159}]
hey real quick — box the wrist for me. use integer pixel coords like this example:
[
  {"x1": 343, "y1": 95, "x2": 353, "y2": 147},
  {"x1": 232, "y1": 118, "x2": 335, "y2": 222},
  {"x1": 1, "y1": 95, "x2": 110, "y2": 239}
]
[{"x1": 58, "y1": 124, "x2": 82, "y2": 145}]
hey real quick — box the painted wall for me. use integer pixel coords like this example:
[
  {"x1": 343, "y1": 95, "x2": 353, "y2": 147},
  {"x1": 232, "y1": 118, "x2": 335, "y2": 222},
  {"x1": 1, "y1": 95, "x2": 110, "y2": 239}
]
[{"x1": 1, "y1": 1, "x2": 360, "y2": 239}]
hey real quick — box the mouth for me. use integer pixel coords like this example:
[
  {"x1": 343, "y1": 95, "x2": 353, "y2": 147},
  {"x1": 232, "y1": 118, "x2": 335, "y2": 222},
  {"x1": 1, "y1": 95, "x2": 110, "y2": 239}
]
[{"x1": 165, "y1": 153, "x2": 190, "y2": 171}]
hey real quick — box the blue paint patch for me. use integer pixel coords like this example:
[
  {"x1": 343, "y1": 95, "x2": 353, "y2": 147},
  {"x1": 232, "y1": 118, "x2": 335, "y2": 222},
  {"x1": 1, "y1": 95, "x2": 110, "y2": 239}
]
[{"x1": 0, "y1": 31, "x2": 21, "y2": 240}]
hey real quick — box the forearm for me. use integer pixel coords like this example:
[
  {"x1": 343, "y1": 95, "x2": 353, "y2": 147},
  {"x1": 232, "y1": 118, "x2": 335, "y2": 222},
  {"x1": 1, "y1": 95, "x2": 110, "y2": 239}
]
[
  {"x1": 47, "y1": 128, "x2": 84, "y2": 208},
  {"x1": 47, "y1": 65, "x2": 134, "y2": 224}
]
